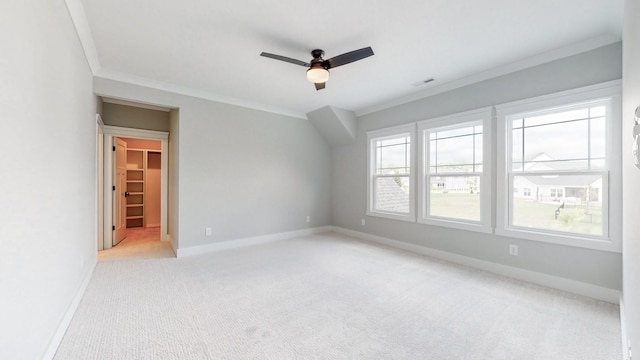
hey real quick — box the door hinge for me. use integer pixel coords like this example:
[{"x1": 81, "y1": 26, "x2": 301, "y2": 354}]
[
  {"x1": 112, "y1": 225, "x2": 115, "y2": 231},
  {"x1": 112, "y1": 185, "x2": 116, "y2": 191},
  {"x1": 112, "y1": 145, "x2": 116, "y2": 151}
]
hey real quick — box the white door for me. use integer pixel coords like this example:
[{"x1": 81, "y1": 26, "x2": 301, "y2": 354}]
[{"x1": 114, "y1": 138, "x2": 127, "y2": 245}]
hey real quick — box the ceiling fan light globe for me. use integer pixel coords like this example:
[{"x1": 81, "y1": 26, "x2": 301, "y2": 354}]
[{"x1": 307, "y1": 67, "x2": 329, "y2": 83}]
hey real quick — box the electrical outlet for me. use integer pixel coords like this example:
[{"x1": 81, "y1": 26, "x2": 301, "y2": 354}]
[
  {"x1": 509, "y1": 244, "x2": 518, "y2": 256},
  {"x1": 306, "y1": 216, "x2": 310, "y2": 223},
  {"x1": 361, "y1": 219, "x2": 366, "y2": 226},
  {"x1": 205, "y1": 227, "x2": 212, "y2": 236}
]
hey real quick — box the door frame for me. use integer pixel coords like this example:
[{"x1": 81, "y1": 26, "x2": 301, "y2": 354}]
[
  {"x1": 102, "y1": 125, "x2": 169, "y2": 250},
  {"x1": 96, "y1": 115, "x2": 104, "y2": 251}
]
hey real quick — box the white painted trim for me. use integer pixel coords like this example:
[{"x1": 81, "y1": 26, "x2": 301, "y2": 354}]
[
  {"x1": 102, "y1": 126, "x2": 170, "y2": 249},
  {"x1": 160, "y1": 140, "x2": 169, "y2": 241},
  {"x1": 94, "y1": 70, "x2": 307, "y2": 120},
  {"x1": 103, "y1": 125, "x2": 168, "y2": 140},
  {"x1": 176, "y1": 226, "x2": 333, "y2": 257},
  {"x1": 168, "y1": 235, "x2": 178, "y2": 256},
  {"x1": 356, "y1": 34, "x2": 621, "y2": 116},
  {"x1": 42, "y1": 261, "x2": 96, "y2": 360},
  {"x1": 102, "y1": 97, "x2": 172, "y2": 112},
  {"x1": 620, "y1": 294, "x2": 630, "y2": 360},
  {"x1": 96, "y1": 115, "x2": 104, "y2": 251},
  {"x1": 64, "y1": 0, "x2": 100, "y2": 74},
  {"x1": 332, "y1": 226, "x2": 620, "y2": 304}
]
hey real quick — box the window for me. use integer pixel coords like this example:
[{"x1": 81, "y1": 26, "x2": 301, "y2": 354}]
[
  {"x1": 367, "y1": 124, "x2": 415, "y2": 221},
  {"x1": 417, "y1": 108, "x2": 492, "y2": 232},
  {"x1": 364, "y1": 81, "x2": 620, "y2": 252},
  {"x1": 497, "y1": 81, "x2": 621, "y2": 251},
  {"x1": 550, "y1": 188, "x2": 563, "y2": 199}
]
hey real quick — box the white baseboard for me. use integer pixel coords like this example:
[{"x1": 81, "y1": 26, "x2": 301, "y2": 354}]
[
  {"x1": 165, "y1": 235, "x2": 177, "y2": 256},
  {"x1": 176, "y1": 226, "x2": 333, "y2": 257},
  {"x1": 332, "y1": 226, "x2": 620, "y2": 304},
  {"x1": 42, "y1": 259, "x2": 97, "y2": 360}
]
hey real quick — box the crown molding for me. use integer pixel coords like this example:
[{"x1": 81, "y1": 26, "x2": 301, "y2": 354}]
[
  {"x1": 355, "y1": 34, "x2": 621, "y2": 117},
  {"x1": 95, "y1": 69, "x2": 308, "y2": 120}
]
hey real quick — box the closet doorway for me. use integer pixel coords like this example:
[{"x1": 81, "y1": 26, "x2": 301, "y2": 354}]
[
  {"x1": 115, "y1": 136, "x2": 162, "y2": 244},
  {"x1": 101, "y1": 126, "x2": 170, "y2": 255}
]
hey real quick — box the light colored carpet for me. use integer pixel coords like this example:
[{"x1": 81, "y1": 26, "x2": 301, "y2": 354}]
[{"x1": 55, "y1": 232, "x2": 621, "y2": 359}]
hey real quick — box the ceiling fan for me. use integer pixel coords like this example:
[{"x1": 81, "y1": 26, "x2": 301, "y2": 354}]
[{"x1": 260, "y1": 47, "x2": 374, "y2": 90}]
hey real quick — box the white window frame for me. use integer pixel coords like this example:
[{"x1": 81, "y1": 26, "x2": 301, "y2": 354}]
[
  {"x1": 496, "y1": 80, "x2": 621, "y2": 252},
  {"x1": 417, "y1": 108, "x2": 492, "y2": 233},
  {"x1": 366, "y1": 124, "x2": 416, "y2": 222}
]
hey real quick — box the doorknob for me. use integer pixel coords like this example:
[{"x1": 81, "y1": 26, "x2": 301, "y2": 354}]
[{"x1": 124, "y1": 192, "x2": 130, "y2": 197}]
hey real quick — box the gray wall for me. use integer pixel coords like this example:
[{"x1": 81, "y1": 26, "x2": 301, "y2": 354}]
[
  {"x1": 94, "y1": 78, "x2": 332, "y2": 250},
  {"x1": 622, "y1": 0, "x2": 640, "y2": 354},
  {"x1": 332, "y1": 42, "x2": 623, "y2": 289},
  {"x1": 0, "y1": 2, "x2": 97, "y2": 359},
  {"x1": 102, "y1": 102, "x2": 170, "y2": 131}
]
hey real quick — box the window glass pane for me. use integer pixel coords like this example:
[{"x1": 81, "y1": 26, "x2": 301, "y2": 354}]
[
  {"x1": 523, "y1": 121, "x2": 589, "y2": 163},
  {"x1": 590, "y1": 116, "x2": 606, "y2": 160},
  {"x1": 511, "y1": 174, "x2": 603, "y2": 236},
  {"x1": 512, "y1": 128, "x2": 523, "y2": 167},
  {"x1": 436, "y1": 127, "x2": 474, "y2": 139},
  {"x1": 513, "y1": 104, "x2": 607, "y2": 173},
  {"x1": 513, "y1": 118, "x2": 523, "y2": 129},
  {"x1": 475, "y1": 133, "x2": 483, "y2": 163},
  {"x1": 591, "y1": 159, "x2": 605, "y2": 169},
  {"x1": 432, "y1": 136, "x2": 474, "y2": 165},
  {"x1": 429, "y1": 176, "x2": 481, "y2": 221},
  {"x1": 379, "y1": 136, "x2": 408, "y2": 146},
  {"x1": 429, "y1": 124, "x2": 482, "y2": 174},
  {"x1": 590, "y1": 106, "x2": 606, "y2": 117},
  {"x1": 525, "y1": 108, "x2": 589, "y2": 127},
  {"x1": 376, "y1": 137, "x2": 410, "y2": 175},
  {"x1": 375, "y1": 176, "x2": 410, "y2": 213}
]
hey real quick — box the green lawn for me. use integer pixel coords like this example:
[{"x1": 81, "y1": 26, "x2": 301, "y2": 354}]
[
  {"x1": 430, "y1": 192, "x2": 480, "y2": 221},
  {"x1": 513, "y1": 198, "x2": 602, "y2": 236},
  {"x1": 429, "y1": 192, "x2": 602, "y2": 236}
]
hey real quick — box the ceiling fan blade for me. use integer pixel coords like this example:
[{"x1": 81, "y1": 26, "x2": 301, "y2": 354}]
[
  {"x1": 323, "y1": 47, "x2": 374, "y2": 69},
  {"x1": 314, "y1": 82, "x2": 326, "y2": 91},
  {"x1": 260, "y1": 52, "x2": 309, "y2": 67}
]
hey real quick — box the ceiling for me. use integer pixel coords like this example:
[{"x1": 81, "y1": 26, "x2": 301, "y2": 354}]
[{"x1": 78, "y1": 0, "x2": 623, "y2": 118}]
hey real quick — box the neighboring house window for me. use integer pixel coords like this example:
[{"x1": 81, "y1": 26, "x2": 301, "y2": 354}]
[
  {"x1": 417, "y1": 108, "x2": 492, "y2": 232},
  {"x1": 496, "y1": 81, "x2": 621, "y2": 251},
  {"x1": 550, "y1": 188, "x2": 564, "y2": 199},
  {"x1": 367, "y1": 124, "x2": 415, "y2": 221}
]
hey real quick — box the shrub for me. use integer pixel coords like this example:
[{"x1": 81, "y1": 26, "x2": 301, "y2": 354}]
[{"x1": 558, "y1": 207, "x2": 584, "y2": 225}]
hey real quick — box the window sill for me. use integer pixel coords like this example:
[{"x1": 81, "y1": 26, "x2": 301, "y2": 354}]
[
  {"x1": 495, "y1": 227, "x2": 620, "y2": 253},
  {"x1": 418, "y1": 218, "x2": 492, "y2": 234},
  {"x1": 366, "y1": 210, "x2": 416, "y2": 223}
]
